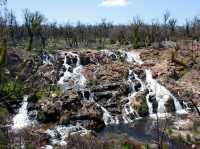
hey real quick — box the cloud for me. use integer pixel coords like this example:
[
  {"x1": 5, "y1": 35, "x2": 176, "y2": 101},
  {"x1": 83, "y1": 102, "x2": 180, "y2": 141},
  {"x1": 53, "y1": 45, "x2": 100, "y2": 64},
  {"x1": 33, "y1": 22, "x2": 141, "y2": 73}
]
[{"x1": 99, "y1": 0, "x2": 131, "y2": 7}]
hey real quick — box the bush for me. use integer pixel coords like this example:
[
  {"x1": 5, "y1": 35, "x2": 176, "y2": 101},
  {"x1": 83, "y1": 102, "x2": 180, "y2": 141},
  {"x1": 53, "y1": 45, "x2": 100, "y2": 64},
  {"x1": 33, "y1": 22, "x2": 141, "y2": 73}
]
[
  {"x1": 0, "y1": 107, "x2": 9, "y2": 124},
  {"x1": 0, "y1": 129, "x2": 8, "y2": 149},
  {"x1": 186, "y1": 134, "x2": 191, "y2": 143},
  {"x1": 122, "y1": 144, "x2": 133, "y2": 149},
  {"x1": 88, "y1": 79, "x2": 97, "y2": 87},
  {"x1": 0, "y1": 80, "x2": 23, "y2": 101},
  {"x1": 25, "y1": 142, "x2": 36, "y2": 149},
  {"x1": 51, "y1": 85, "x2": 63, "y2": 97},
  {"x1": 0, "y1": 39, "x2": 7, "y2": 66},
  {"x1": 35, "y1": 88, "x2": 48, "y2": 100}
]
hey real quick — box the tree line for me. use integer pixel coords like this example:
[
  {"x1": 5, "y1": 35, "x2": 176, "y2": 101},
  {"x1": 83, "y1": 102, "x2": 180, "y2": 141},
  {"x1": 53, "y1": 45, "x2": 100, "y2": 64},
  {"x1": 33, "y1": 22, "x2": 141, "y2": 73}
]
[{"x1": 0, "y1": 1, "x2": 200, "y2": 52}]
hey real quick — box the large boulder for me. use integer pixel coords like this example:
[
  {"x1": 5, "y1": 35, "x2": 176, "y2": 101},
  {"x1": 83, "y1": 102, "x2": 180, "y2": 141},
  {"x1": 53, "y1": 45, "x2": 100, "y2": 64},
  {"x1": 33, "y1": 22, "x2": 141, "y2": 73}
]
[
  {"x1": 164, "y1": 96, "x2": 176, "y2": 113},
  {"x1": 130, "y1": 91, "x2": 149, "y2": 117},
  {"x1": 82, "y1": 61, "x2": 132, "y2": 86},
  {"x1": 37, "y1": 98, "x2": 62, "y2": 123},
  {"x1": 24, "y1": 64, "x2": 58, "y2": 92},
  {"x1": 72, "y1": 101, "x2": 105, "y2": 130}
]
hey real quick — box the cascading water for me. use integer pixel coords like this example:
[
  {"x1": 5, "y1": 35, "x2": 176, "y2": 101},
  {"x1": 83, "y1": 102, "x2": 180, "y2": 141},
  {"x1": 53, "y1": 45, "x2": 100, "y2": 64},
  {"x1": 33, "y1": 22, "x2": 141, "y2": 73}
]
[
  {"x1": 12, "y1": 95, "x2": 32, "y2": 130},
  {"x1": 41, "y1": 52, "x2": 53, "y2": 65},
  {"x1": 124, "y1": 50, "x2": 184, "y2": 116},
  {"x1": 58, "y1": 52, "x2": 87, "y2": 90},
  {"x1": 45, "y1": 125, "x2": 89, "y2": 146},
  {"x1": 125, "y1": 51, "x2": 144, "y2": 65},
  {"x1": 122, "y1": 70, "x2": 145, "y2": 123}
]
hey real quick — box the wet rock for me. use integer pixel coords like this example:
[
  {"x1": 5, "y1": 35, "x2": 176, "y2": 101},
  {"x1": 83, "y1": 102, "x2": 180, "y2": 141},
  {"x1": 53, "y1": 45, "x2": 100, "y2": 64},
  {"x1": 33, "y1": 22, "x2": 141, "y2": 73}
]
[
  {"x1": 130, "y1": 91, "x2": 149, "y2": 117},
  {"x1": 77, "y1": 101, "x2": 103, "y2": 120},
  {"x1": 79, "y1": 51, "x2": 101, "y2": 65},
  {"x1": 37, "y1": 98, "x2": 62, "y2": 123},
  {"x1": 164, "y1": 96, "x2": 176, "y2": 113},
  {"x1": 94, "y1": 91, "x2": 113, "y2": 100},
  {"x1": 148, "y1": 95, "x2": 158, "y2": 113},
  {"x1": 59, "y1": 111, "x2": 71, "y2": 125},
  {"x1": 71, "y1": 101, "x2": 105, "y2": 130},
  {"x1": 62, "y1": 91, "x2": 81, "y2": 111},
  {"x1": 133, "y1": 80, "x2": 141, "y2": 92}
]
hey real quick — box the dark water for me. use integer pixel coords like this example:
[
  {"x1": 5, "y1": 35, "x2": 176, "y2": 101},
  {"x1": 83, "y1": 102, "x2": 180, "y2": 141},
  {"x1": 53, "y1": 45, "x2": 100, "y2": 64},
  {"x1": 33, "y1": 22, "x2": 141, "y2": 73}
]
[{"x1": 98, "y1": 116, "x2": 190, "y2": 149}]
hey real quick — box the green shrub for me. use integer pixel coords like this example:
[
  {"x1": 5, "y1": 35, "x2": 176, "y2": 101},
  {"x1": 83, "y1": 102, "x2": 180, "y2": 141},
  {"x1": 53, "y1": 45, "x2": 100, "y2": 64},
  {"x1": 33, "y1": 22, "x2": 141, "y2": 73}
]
[
  {"x1": 51, "y1": 85, "x2": 63, "y2": 97},
  {"x1": 0, "y1": 129, "x2": 8, "y2": 149},
  {"x1": 0, "y1": 107, "x2": 9, "y2": 124},
  {"x1": 166, "y1": 128, "x2": 173, "y2": 136},
  {"x1": 162, "y1": 143, "x2": 169, "y2": 149},
  {"x1": 186, "y1": 134, "x2": 191, "y2": 143},
  {"x1": 88, "y1": 79, "x2": 97, "y2": 87},
  {"x1": 0, "y1": 39, "x2": 7, "y2": 66},
  {"x1": 0, "y1": 80, "x2": 23, "y2": 101},
  {"x1": 121, "y1": 143, "x2": 135, "y2": 149},
  {"x1": 25, "y1": 142, "x2": 36, "y2": 149},
  {"x1": 35, "y1": 88, "x2": 48, "y2": 100},
  {"x1": 142, "y1": 144, "x2": 150, "y2": 149}
]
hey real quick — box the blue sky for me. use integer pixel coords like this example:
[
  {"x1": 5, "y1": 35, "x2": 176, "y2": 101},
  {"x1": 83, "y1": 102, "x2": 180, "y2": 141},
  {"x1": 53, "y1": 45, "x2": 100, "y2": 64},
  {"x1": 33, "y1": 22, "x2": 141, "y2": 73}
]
[{"x1": 7, "y1": 0, "x2": 200, "y2": 25}]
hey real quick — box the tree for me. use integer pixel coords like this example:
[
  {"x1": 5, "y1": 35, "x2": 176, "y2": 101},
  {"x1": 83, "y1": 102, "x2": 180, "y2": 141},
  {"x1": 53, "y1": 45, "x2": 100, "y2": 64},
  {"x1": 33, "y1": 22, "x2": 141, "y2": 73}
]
[
  {"x1": 163, "y1": 11, "x2": 171, "y2": 40},
  {"x1": 131, "y1": 16, "x2": 144, "y2": 48},
  {"x1": 8, "y1": 10, "x2": 17, "y2": 46},
  {"x1": 185, "y1": 19, "x2": 190, "y2": 38},
  {"x1": 0, "y1": 0, "x2": 7, "y2": 68},
  {"x1": 168, "y1": 18, "x2": 177, "y2": 40},
  {"x1": 23, "y1": 9, "x2": 45, "y2": 51}
]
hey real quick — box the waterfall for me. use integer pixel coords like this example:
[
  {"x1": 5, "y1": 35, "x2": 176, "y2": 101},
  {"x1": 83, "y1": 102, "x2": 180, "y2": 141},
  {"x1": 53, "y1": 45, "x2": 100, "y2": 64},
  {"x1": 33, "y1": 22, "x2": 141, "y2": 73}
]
[
  {"x1": 145, "y1": 69, "x2": 184, "y2": 114},
  {"x1": 125, "y1": 51, "x2": 144, "y2": 65},
  {"x1": 46, "y1": 125, "x2": 88, "y2": 146},
  {"x1": 100, "y1": 105, "x2": 116, "y2": 125},
  {"x1": 122, "y1": 70, "x2": 143, "y2": 123},
  {"x1": 42, "y1": 52, "x2": 53, "y2": 65},
  {"x1": 125, "y1": 51, "x2": 184, "y2": 116},
  {"x1": 58, "y1": 52, "x2": 87, "y2": 90},
  {"x1": 12, "y1": 95, "x2": 32, "y2": 130}
]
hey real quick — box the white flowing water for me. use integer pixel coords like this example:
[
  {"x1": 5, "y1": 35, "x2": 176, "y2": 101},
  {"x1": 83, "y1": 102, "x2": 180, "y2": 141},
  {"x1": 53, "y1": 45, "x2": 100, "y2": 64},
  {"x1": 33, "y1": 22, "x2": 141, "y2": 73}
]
[
  {"x1": 42, "y1": 53, "x2": 53, "y2": 65},
  {"x1": 122, "y1": 70, "x2": 144, "y2": 123},
  {"x1": 125, "y1": 50, "x2": 184, "y2": 116},
  {"x1": 125, "y1": 51, "x2": 144, "y2": 65},
  {"x1": 98, "y1": 104, "x2": 116, "y2": 125},
  {"x1": 12, "y1": 95, "x2": 32, "y2": 130},
  {"x1": 46, "y1": 125, "x2": 89, "y2": 146},
  {"x1": 58, "y1": 52, "x2": 87, "y2": 90}
]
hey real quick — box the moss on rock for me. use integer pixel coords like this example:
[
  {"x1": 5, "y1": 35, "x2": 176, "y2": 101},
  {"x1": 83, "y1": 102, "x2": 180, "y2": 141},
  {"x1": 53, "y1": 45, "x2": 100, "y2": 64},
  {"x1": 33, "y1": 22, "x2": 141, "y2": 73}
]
[{"x1": 131, "y1": 91, "x2": 149, "y2": 117}]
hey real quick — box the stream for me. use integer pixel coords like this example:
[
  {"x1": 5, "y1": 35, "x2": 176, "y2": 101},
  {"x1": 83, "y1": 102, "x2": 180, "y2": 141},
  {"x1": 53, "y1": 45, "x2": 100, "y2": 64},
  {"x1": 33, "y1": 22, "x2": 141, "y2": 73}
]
[{"x1": 11, "y1": 49, "x2": 191, "y2": 148}]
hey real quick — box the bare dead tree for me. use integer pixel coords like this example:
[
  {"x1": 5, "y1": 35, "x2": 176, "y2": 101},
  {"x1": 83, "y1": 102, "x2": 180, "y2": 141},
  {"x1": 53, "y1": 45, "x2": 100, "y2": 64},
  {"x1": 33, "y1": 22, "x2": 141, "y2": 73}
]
[{"x1": 23, "y1": 9, "x2": 45, "y2": 51}]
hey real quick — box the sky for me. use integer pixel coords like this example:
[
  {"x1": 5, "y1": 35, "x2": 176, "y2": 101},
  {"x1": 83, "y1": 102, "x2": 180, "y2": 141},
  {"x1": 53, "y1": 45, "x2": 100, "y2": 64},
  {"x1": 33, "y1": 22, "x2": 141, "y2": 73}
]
[{"x1": 7, "y1": 0, "x2": 200, "y2": 25}]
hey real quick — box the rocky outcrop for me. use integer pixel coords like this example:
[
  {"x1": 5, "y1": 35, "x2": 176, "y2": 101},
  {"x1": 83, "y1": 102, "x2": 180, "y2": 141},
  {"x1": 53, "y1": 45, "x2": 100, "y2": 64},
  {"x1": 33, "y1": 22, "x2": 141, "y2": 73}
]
[
  {"x1": 24, "y1": 64, "x2": 58, "y2": 92},
  {"x1": 36, "y1": 90, "x2": 105, "y2": 130},
  {"x1": 72, "y1": 101, "x2": 105, "y2": 130}
]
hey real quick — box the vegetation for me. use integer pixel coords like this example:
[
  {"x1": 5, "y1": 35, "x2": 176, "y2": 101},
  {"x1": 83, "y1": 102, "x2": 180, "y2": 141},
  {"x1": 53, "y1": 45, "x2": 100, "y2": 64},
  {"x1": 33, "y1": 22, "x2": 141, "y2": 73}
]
[
  {"x1": 35, "y1": 87, "x2": 48, "y2": 100},
  {"x1": 0, "y1": 80, "x2": 23, "y2": 101},
  {"x1": 0, "y1": 39, "x2": 7, "y2": 66},
  {"x1": 0, "y1": 107, "x2": 8, "y2": 124},
  {"x1": 0, "y1": 129, "x2": 8, "y2": 149},
  {"x1": 0, "y1": 6, "x2": 200, "y2": 51}
]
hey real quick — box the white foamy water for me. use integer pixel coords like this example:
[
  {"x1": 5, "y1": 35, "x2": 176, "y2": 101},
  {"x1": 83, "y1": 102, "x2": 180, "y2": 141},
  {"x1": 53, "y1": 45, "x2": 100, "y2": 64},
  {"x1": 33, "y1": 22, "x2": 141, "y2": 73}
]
[
  {"x1": 58, "y1": 52, "x2": 87, "y2": 90},
  {"x1": 125, "y1": 50, "x2": 184, "y2": 116},
  {"x1": 46, "y1": 125, "x2": 89, "y2": 146},
  {"x1": 95, "y1": 103, "x2": 116, "y2": 125},
  {"x1": 126, "y1": 51, "x2": 144, "y2": 65},
  {"x1": 145, "y1": 69, "x2": 183, "y2": 114},
  {"x1": 12, "y1": 95, "x2": 32, "y2": 130}
]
